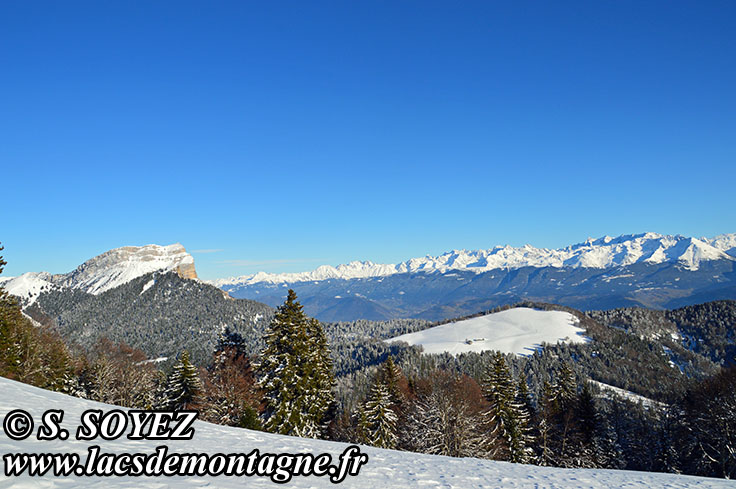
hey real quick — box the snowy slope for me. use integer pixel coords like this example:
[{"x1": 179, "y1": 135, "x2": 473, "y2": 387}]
[
  {"x1": 0, "y1": 377, "x2": 730, "y2": 489},
  {"x1": 387, "y1": 308, "x2": 587, "y2": 356},
  {"x1": 213, "y1": 232, "x2": 736, "y2": 288},
  {"x1": 1, "y1": 244, "x2": 196, "y2": 305},
  {"x1": 0, "y1": 272, "x2": 58, "y2": 305},
  {"x1": 589, "y1": 380, "x2": 665, "y2": 410}
]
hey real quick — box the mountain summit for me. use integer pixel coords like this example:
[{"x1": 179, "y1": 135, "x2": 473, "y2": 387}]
[{"x1": 0, "y1": 243, "x2": 196, "y2": 305}]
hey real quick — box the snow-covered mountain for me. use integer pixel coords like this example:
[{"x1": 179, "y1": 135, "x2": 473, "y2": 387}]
[
  {"x1": 0, "y1": 244, "x2": 197, "y2": 305},
  {"x1": 1, "y1": 376, "x2": 731, "y2": 488},
  {"x1": 213, "y1": 232, "x2": 736, "y2": 288},
  {"x1": 215, "y1": 233, "x2": 736, "y2": 322}
]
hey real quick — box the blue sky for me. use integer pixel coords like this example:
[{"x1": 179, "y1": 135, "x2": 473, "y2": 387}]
[{"x1": 1, "y1": 1, "x2": 735, "y2": 280}]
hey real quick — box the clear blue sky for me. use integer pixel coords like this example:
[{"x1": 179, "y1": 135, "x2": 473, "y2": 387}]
[{"x1": 2, "y1": 1, "x2": 735, "y2": 280}]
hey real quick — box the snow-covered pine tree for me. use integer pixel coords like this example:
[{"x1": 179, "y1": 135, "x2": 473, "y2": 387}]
[
  {"x1": 541, "y1": 362, "x2": 582, "y2": 468},
  {"x1": 536, "y1": 379, "x2": 555, "y2": 466},
  {"x1": 215, "y1": 327, "x2": 249, "y2": 362},
  {"x1": 359, "y1": 380, "x2": 398, "y2": 448},
  {"x1": 480, "y1": 351, "x2": 515, "y2": 460},
  {"x1": 508, "y1": 377, "x2": 535, "y2": 464},
  {"x1": 376, "y1": 355, "x2": 404, "y2": 404},
  {"x1": 555, "y1": 362, "x2": 577, "y2": 411},
  {"x1": 163, "y1": 350, "x2": 202, "y2": 410},
  {"x1": 574, "y1": 383, "x2": 599, "y2": 468},
  {"x1": 304, "y1": 316, "x2": 337, "y2": 435},
  {"x1": 257, "y1": 290, "x2": 336, "y2": 438}
]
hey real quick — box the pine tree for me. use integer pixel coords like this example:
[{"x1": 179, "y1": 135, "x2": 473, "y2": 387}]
[
  {"x1": 508, "y1": 377, "x2": 535, "y2": 464},
  {"x1": 376, "y1": 356, "x2": 405, "y2": 407},
  {"x1": 304, "y1": 316, "x2": 338, "y2": 434},
  {"x1": 574, "y1": 384, "x2": 598, "y2": 468},
  {"x1": 257, "y1": 290, "x2": 336, "y2": 438},
  {"x1": 480, "y1": 352, "x2": 516, "y2": 460},
  {"x1": 163, "y1": 350, "x2": 202, "y2": 411},
  {"x1": 359, "y1": 381, "x2": 398, "y2": 448},
  {"x1": 555, "y1": 362, "x2": 577, "y2": 411},
  {"x1": 215, "y1": 327, "x2": 248, "y2": 362},
  {"x1": 539, "y1": 362, "x2": 583, "y2": 468},
  {"x1": 536, "y1": 380, "x2": 555, "y2": 466}
]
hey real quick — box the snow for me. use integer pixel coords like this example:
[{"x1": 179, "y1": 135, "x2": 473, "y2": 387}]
[
  {"x1": 589, "y1": 381, "x2": 665, "y2": 409},
  {"x1": 0, "y1": 377, "x2": 730, "y2": 488},
  {"x1": 211, "y1": 233, "x2": 736, "y2": 287},
  {"x1": 1, "y1": 244, "x2": 196, "y2": 305},
  {"x1": 707, "y1": 234, "x2": 736, "y2": 258},
  {"x1": 0, "y1": 272, "x2": 57, "y2": 305},
  {"x1": 140, "y1": 279, "x2": 155, "y2": 295},
  {"x1": 386, "y1": 308, "x2": 588, "y2": 356}
]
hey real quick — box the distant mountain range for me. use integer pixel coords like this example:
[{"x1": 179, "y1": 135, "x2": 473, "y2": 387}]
[
  {"x1": 3, "y1": 233, "x2": 735, "y2": 323},
  {"x1": 211, "y1": 233, "x2": 736, "y2": 321},
  {"x1": 213, "y1": 233, "x2": 736, "y2": 286}
]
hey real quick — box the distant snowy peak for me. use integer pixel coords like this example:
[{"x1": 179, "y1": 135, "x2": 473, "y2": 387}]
[
  {"x1": 707, "y1": 234, "x2": 736, "y2": 258},
  {"x1": 213, "y1": 261, "x2": 404, "y2": 288},
  {"x1": 1, "y1": 243, "x2": 197, "y2": 305},
  {"x1": 213, "y1": 232, "x2": 736, "y2": 287}
]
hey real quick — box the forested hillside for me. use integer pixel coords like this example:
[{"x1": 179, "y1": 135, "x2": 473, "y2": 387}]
[{"x1": 26, "y1": 272, "x2": 273, "y2": 365}]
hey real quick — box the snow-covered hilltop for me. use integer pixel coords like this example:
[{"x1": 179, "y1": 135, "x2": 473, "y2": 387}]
[
  {"x1": 387, "y1": 308, "x2": 588, "y2": 356},
  {"x1": 0, "y1": 244, "x2": 197, "y2": 305},
  {"x1": 0, "y1": 376, "x2": 731, "y2": 488},
  {"x1": 212, "y1": 232, "x2": 736, "y2": 287}
]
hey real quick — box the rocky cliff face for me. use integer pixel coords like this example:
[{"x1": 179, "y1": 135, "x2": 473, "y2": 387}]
[{"x1": 175, "y1": 260, "x2": 198, "y2": 280}]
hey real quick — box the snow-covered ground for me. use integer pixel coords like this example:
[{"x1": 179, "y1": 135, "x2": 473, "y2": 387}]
[
  {"x1": 212, "y1": 232, "x2": 736, "y2": 287},
  {"x1": 387, "y1": 308, "x2": 588, "y2": 356},
  {"x1": 589, "y1": 380, "x2": 666, "y2": 409},
  {"x1": 0, "y1": 377, "x2": 730, "y2": 488}
]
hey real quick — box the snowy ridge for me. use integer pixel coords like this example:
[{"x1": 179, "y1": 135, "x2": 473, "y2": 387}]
[
  {"x1": 0, "y1": 376, "x2": 730, "y2": 488},
  {"x1": 212, "y1": 232, "x2": 736, "y2": 287},
  {"x1": 387, "y1": 308, "x2": 588, "y2": 356},
  {"x1": 1, "y1": 244, "x2": 197, "y2": 305}
]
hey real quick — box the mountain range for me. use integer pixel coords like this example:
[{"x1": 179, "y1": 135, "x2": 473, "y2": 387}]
[
  {"x1": 3, "y1": 232, "x2": 736, "y2": 324},
  {"x1": 212, "y1": 232, "x2": 736, "y2": 321}
]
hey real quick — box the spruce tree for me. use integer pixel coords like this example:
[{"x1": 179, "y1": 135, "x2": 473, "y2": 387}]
[
  {"x1": 359, "y1": 381, "x2": 398, "y2": 448},
  {"x1": 163, "y1": 350, "x2": 202, "y2": 410},
  {"x1": 541, "y1": 362, "x2": 583, "y2": 468},
  {"x1": 480, "y1": 352, "x2": 515, "y2": 460},
  {"x1": 376, "y1": 356, "x2": 403, "y2": 404},
  {"x1": 508, "y1": 377, "x2": 535, "y2": 464},
  {"x1": 257, "y1": 290, "x2": 336, "y2": 438},
  {"x1": 536, "y1": 380, "x2": 555, "y2": 466}
]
